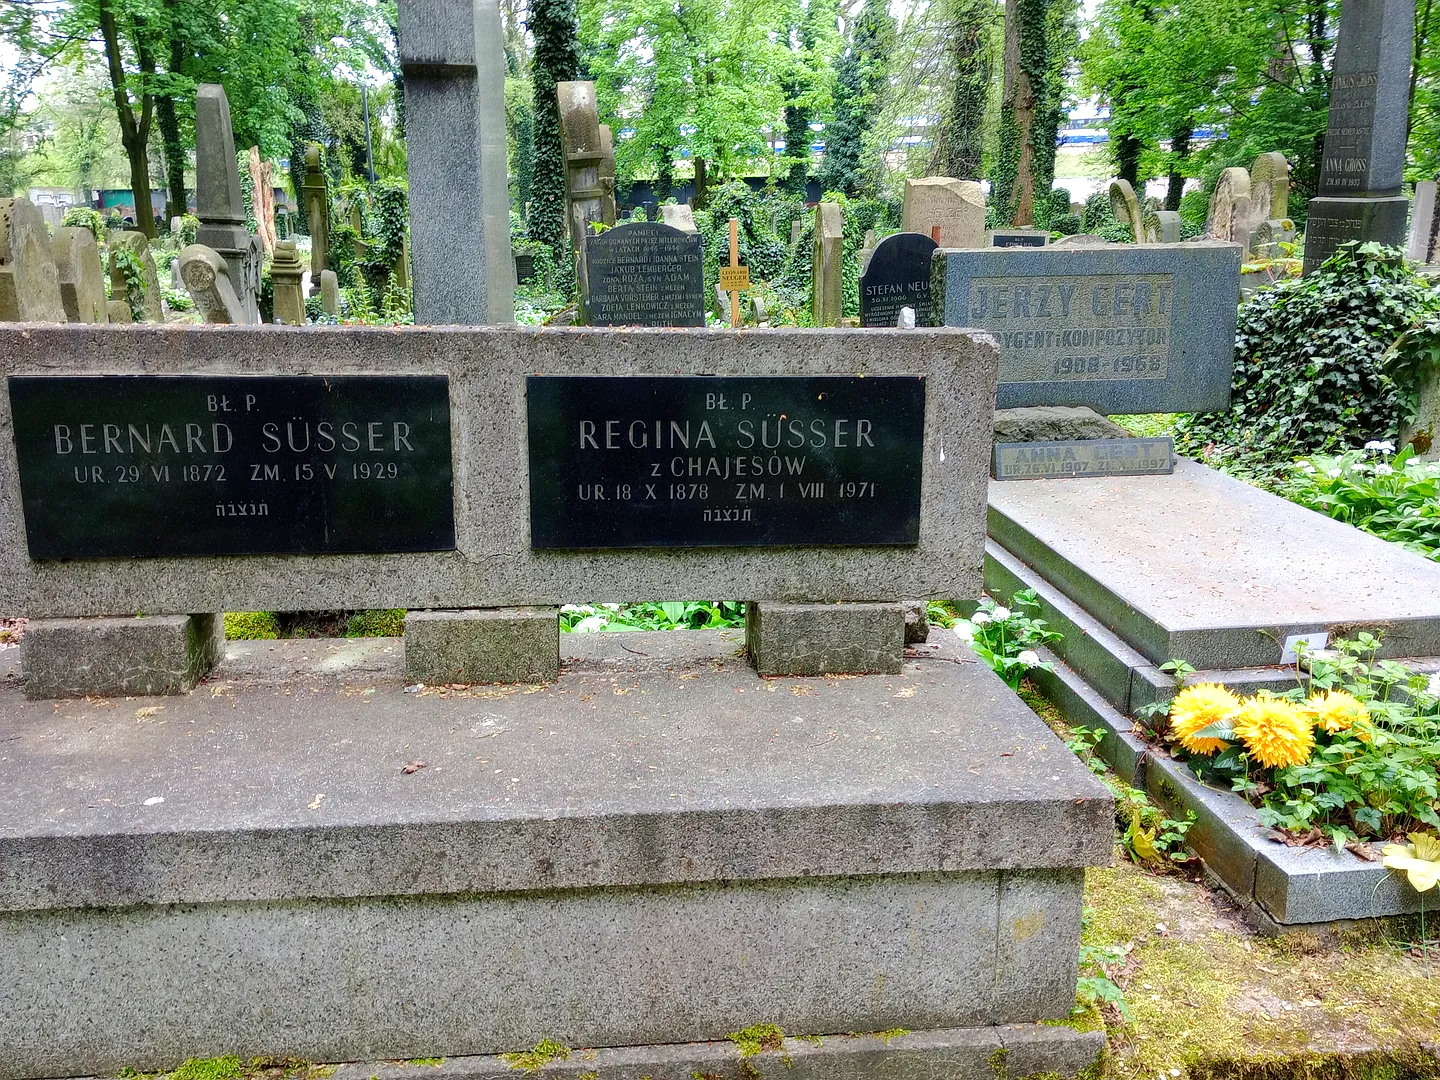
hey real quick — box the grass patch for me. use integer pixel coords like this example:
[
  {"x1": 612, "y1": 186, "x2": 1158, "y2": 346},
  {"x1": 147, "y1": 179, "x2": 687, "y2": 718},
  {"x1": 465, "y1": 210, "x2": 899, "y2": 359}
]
[{"x1": 1113, "y1": 413, "x2": 1184, "y2": 439}]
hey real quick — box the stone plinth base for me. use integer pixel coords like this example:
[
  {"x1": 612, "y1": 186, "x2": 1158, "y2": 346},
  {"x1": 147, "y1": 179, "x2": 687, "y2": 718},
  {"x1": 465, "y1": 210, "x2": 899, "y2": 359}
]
[
  {"x1": 20, "y1": 614, "x2": 222, "y2": 699},
  {"x1": 747, "y1": 601, "x2": 904, "y2": 675},
  {"x1": 404, "y1": 607, "x2": 559, "y2": 684},
  {"x1": 1302, "y1": 195, "x2": 1410, "y2": 274}
]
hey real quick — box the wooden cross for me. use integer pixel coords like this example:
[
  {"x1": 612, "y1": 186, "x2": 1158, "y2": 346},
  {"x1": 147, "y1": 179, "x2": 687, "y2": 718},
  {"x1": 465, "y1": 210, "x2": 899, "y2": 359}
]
[{"x1": 718, "y1": 217, "x2": 751, "y2": 329}]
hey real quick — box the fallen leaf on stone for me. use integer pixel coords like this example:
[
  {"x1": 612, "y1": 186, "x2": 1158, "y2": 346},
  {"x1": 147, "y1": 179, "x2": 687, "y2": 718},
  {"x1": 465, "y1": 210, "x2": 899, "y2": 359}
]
[
  {"x1": 790, "y1": 686, "x2": 817, "y2": 696},
  {"x1": 135, "y1": 706, "x2": 164, "y2": 719},
  {"x1": 402, "y1": 760, "x2": 427, "y2": 774},
  {"x1": 308, "y1": 793, "x2": 325, "y2": 810},
  {"x1": 893, "y1": 687, "x2": 917, "y2": 698},
  {"x1": 404, "y1": 683, "x2": 424, "y2": 694}
]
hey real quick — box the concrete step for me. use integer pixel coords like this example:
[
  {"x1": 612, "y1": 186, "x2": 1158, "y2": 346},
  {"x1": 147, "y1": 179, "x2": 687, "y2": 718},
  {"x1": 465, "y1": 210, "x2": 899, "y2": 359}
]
[
  {"x1": 0, "y1": 631, "x2": 1112, "y2": 1080},
  {"x1": 988, "y1": 458, "x2": 1440, "y2": 669}
]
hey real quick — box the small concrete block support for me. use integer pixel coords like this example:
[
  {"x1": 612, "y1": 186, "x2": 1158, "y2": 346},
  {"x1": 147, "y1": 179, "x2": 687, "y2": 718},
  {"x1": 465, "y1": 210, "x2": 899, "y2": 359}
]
[
  {"x1": 405, "y1": 607, "x2": 559, "y2": 684},
  {"x1": 747, "y1": 601, "x2": 904, "y2": 676},
  {"x1": 21, "y1": 614, "x2": 223, "y2": 699}
]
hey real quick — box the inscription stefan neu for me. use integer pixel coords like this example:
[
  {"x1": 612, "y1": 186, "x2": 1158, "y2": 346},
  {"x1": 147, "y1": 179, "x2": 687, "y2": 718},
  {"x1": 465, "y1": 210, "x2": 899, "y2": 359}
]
[
  {"x1": 526, "y1": 375, "x2": 925, "y2": 548},
  {"x1": 962, "y1": 273, "x2": 1175, "y2": 384},
  {"x1": 8, "y1": 375, "x2": 455, "y2": 559}
]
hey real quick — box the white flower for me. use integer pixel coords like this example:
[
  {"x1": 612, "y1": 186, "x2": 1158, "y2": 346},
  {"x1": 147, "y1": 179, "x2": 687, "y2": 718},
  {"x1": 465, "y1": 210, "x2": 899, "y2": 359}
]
[
  {"x1": 1016, "y1": 649, "x2": 1040, "y2": 665},
  {"x1": 1428, "y1": 672, "x2": 1440, "y2": 699},
  {"x1": 1350, "y1": 463, "x2": 1368, "y2": 473},
  {"x1": 1294, "y1": 461, "x2": 1316, "y2": 472},
  {"x1": 1365, "y1": 440, "x2": 1396, "y2": 454},
  {"x1": 1328, "y1": 468, "x2": 1343, "y2": 478},
  {"x1": 571, "y1": 614, "x2": 609, "y2": 632},
  {"x1": 953, "y1": 625, "x2": 975, "y2": 644},
  {"x1": 991, "y1": 606, "x2": 1012, "y2": 621},
  {"x1": 1374, "y1": 463, "x2": 1394, "y2": 475},
  {"x1": 601, "y1": 603, "x2": 621, "y2": 610},
  {"x1": 971, "y1": 611, "x2": 992, "y2": 626}
]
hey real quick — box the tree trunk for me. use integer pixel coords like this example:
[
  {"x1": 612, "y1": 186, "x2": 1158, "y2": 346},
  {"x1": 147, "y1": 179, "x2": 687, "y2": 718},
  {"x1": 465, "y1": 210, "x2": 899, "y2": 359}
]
[
  {"x1": 931, "y1": 0, "x2": 992, "y2": 180},
  {"x1": 693, "y1": 157, "x2": 709, "y2": 208},
  {"x1": 156, "y1": 95, "x2": 185, "y2": 224},
  {"x1": 1115, "y1": 130, "x2": 1142, "y2": 188},
  {"x1": 98, "y1": 0, "x2": 157, "y2": 238},
  {"x1": 997, "y1": 0, "x2": 1043, "y2": 225},
  {"x1": 1165, "y1": 124, "x2": 1191, "y2": 210}
]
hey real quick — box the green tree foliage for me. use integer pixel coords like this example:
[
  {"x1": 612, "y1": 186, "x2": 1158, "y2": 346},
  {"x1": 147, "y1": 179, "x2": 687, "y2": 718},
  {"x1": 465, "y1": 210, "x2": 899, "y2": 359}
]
[
  {"x1": 778, "y1": 0, "x2": 838, "y2": 195},
  {"x1": 529, "y1": 0, "x2": 580, "y2": 249},
  {"x1": 1080, "y1": 0, "x2": 1338, "y2": 214},
  {"x1": 928, "y1": 0, "x2": 999, "y2": 180},
  {"x1": 1409, "y1": 0, "x2": 1440, "y2": 179},
  {"x1": 579, "y1": 0, "x2": 796, "y2": 205},
  {"x1": 992, "y1": 0, "x2": 1074, "y2": 226},
  {"x1": 506, "y1": 76, "x2": 536, "y2": 215},
  {"x1": 818, "y1": 0, "x2": 895, "y2": 196}
]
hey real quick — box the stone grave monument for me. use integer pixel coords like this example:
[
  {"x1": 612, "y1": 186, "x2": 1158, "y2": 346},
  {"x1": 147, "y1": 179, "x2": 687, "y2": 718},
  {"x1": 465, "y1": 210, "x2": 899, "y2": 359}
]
[
  {"x1": 1109, "y1": 179, "x2": 1153, "y2": 243},
  {"x1": 1408, "y1": 180, "x2": 1439, "y2": 266},
  {"x1": 195, "y1": 84, "x2": 263, "y2": 323},
  {"x1": 302, "y1": 143, "x2": 331, "y2": 295},
  {"x1": 581, "y1": 221, "x2": 704, "y2": 327},
  {"x1": 812, "y1": 201, "x2": 843, "y2": 327},
  {"x1": 902, "y1": 176, "x2": 985, "y2": 248},
  {"x1": 178, "y1": 244, "x2": 246, "y2": 323},
  {"x1": 1302, "y1": 0, "x2": 1414, "y2": 274},
  {"x1": 0, "y1": 197, "x2": 65, "y2": 323},
  {"x1": 659, "y1": 203, "x2": 698, "y2": 234},
  {"x1": 51, "y1": 226, "x2": 108, "y2": 324},
  {"x1": 270, "y1": 239, "x2": 306, "y2": 324},
  {"x1": 107, "y1": 231, "x2": 165, "y2": 323},
  {"x1": 557, "y1": 80, "x2": 617, "y2": 301},
  {"x1": 859, "y1": 231, "x2": 937, "y2": 327},
  {"x1": 321, "y1": 268, "x2": 341, "y2": 316},
  {"x1": 398, "y1": 0, "x2": 515, "y2": 323},
  {"x1": 0, "y1": 321, "x2": 1110, "y2": 1080}
]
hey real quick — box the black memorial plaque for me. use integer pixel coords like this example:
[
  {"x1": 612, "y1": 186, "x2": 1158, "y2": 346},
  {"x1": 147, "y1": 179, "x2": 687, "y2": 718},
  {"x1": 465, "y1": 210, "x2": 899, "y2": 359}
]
[
  {"x1": 991, "y1": 233, "x2": 1049, "y2": 247},
  {"x1": 860, "y1": 232, "x2": 938, "y2": 328},
  {"x1": 9, "y1": 374, "x2": 455, "y2": 559},
  {"x1": 527, "y1": 375, "x2": 925, "y2": 548},
  {"x1": 584, "y1": 222, "x2": 705, "y2": 327}
]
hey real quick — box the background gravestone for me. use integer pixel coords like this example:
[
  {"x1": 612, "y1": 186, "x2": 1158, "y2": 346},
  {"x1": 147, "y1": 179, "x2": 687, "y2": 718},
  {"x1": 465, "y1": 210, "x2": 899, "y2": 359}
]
[
  {"x1": 936, "y1": 241, "x2": 1243, "y2": 413},
  {"x1": 660, "y1": 203, "x2": 698, "y2": 234},
  {"x1": 901, "y1": 177, "x2": 984, "y2": 248},
  {"x1": 1409, "y1": 181, "x2": 1440, "y2": 266},
  {"x1": 1301, "y1": 0, "x2": 1413, "y2": 274},
  {"x1": 398, "y1": 0, "x2": 516, "y2": 324},
  {"x1": 812, "y1": 202, "x2": 844, "y2": 327},
  {"x1": 583, "y1": 222, "x2": 704, "y2": 327},
  {"x1": 302, "y1": 144, "x2": 331, "y2": 295},
  {"x1": 270, "y1": 240, "x2": 306, "y2": 324},
  {"x1": 1109, "y1": 179, "x2": 1153, "y2": 243},
  {"x1": 860, "y1": 232, "x2": 938, "y2": 327},
  {"x1": 107, "y1": 231, "x2": 164, "y2": 323},
  {"x1": 990, "y1": 229, "x2": 1049, "y2": 247},
  {"x1": 194, "y1": 84, "x2": 262, "y2": 323},
  {"x1": 51, "y1": 226, "x2": 108, "y2": 324},
  {"x1": 0, "y1": 197, "x2": 65, "y2": 323},
  {"x1": 179, "y1": 244, "x2": 245, "y2": 324},
  {"x1": 558, "y1": 79, "x2": 616, "y2": 305}
]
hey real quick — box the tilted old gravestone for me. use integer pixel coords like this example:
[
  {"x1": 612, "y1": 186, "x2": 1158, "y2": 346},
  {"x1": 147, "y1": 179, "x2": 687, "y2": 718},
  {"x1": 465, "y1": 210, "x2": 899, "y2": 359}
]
[
  {"x1": 936, "y1": 241, "x2": 1243, "y2": 413},
  {"x1": 195, "y1": 85, "x2": 263, "y2": 323},
  {"x1": 178, "y1": 244, "x2": 246, "y2": 324},
  {"x1": 582, "y1": 222, "x2": 704, "y2": 327},
  {"x1": 107, "y1": 231, "x2": 165, "y2": 323},
  {"x1": 812, "y1": 202, "x2": 844, "y2": 327},
  {"x1": 398, "y1": 0, "x2": 515, "y2": 323},
  {"x1": 902, "y1": 177, "x2": 985, "y2": 248},
  {"x1": 1302, "y1": 0, "x2": 1414, "y2": 274},
  {"x1": 860, "y1": 232, "x2": 938, "y2": 328},
  {"x1": 1109, "y1": 179, "x2": 1153, "y2": 243},
  {"x1": 0, "y1": 197, "x2": 65, "y2": 323},
  {"x1": 51, "y1": 226, "x2": 108, "y2": 324}
]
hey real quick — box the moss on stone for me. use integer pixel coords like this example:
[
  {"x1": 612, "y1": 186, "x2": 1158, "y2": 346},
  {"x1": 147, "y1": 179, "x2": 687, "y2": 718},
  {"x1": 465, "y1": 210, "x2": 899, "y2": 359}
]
[
  {"x1": 728, "y1": 1024, "x2": 785, "y2": 1058},
  {"x1": 223, "y1": 612, "x2": 280, "y2": 640},
  {"x1": 501, "y1": 1040, "x2": 570, "y2": 1072}
]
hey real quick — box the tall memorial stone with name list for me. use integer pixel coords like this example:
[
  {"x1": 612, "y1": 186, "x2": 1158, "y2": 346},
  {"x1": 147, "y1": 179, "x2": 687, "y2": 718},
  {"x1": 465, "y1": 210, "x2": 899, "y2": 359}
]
[{"x1": 1301, "y1": 0, "x2": 1415, "y2": 275}]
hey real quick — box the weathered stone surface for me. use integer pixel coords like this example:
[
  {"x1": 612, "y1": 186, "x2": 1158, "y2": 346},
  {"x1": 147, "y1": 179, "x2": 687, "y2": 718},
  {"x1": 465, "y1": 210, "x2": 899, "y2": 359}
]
[
  {"x1": 302, "y1": 143, "x2": 331, "y2": 289},
  {"x1": 0, "y1": 198, "x2": 64, "y2": 323},
  {"x1": 320, "y1": 268, "x2": 340, "y2": 315},
  {"x1": 1408, "y1": 180, "x2": 1439, "y2": 264},
  {"x1": 1152, "y1": 210, "x2": 1182, "y2": 243},
  {"x1": 747, "y1": 601, "x2": 904, "y2": 675},
  {"x1": 1109, "y1": 178, "x2": 1151, "y2": 242},
  {"x1": 194, "y1": 84, "x2": 262, "y2": 323},
  {"x1": 105, "y1": 299, "x2": 133, "y2": 324},
  {"x1": 1206, "y1": 167, "x2": 1253, "y2": 245},
  {"x1": 659, "y1": 203, "x2": 698, "y2": 234},
  {"x1": 812, "y1": 202, "x2": 843, "y2": 327},
  {"x1": 178, "y1": 243, "x2": 245, "y2": 323},
  {"x1": 398, "y1": 0, "x2": 515, "y2": 324},
  {"x1": 993, "y1": 406, "x2": 1128, "y2": 442},
  {"x1": 1249, "y1": 151, "x2": 1291, "y2": 223},
  {"x1": 902, "y1": 177, "x2": 985, "y2": 248},
  {"x1": 50, "y1": 226, "x2": 107, "y2": 323},
  {"x1": 988, "y1": 457, "x2": 1440, "y2": 668},
  {"x1": 270, "y1": 238, "x2": 306, "y2": 324},
  {"x1": 0, "y1": 326, "x2": 998, "y2": 617},
  {"x1": 404, "y1": 606, "x2": 559, "y2": 684},
  {"x1": 19, "y1": 614, "x2": 221, "y2": 699},
  {"x1": 1050, "y1": 234, "x2": 1111, "y2": 247},
  {"x1": 106, "y1": 230, "x2": 165, "y2": 322},
  {"x1": 936, "y1": 242, "x2": 1242, "y2": 413},
  {"x1": 1302, "y1": 195, "x2": 1410, "y2": 274},
  {"x1": 321, "y1": 1026, "x2": 1104, "y2": 1080},
  {"x1": 903, "y1": 600, "x2": 930, "y2": 644}
]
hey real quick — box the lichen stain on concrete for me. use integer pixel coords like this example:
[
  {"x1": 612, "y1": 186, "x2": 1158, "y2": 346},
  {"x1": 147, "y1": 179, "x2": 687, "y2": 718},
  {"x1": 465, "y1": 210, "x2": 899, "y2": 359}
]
[{"x1": 1012, "y1": 909, "x2": 1045, "y2": 941}]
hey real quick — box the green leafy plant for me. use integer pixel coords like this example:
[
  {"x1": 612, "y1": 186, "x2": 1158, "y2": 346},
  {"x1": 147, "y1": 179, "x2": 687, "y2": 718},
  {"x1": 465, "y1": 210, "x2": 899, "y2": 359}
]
[
  {"x1": 951, "y1": 590, "x2": 1060, "y2": 689},
  {"x1": 1066, "y1": 725, "x2": 1195, "y2": 865},
  {"x1": 110, "y1": 246, "x2": 149, "y2": 323},
  {"x1": 1076, "y1": 943, "x2": 1132, "y2": 1021},
  {"x1": 61, "y1": 206, "x2": 106, "y2": 240},
  {"x1": 1277, "y1": 444, "x2": 1440, "y2": 562},
  {"x1": 560, "y1": 602, "x2": 745, "y2": 633}
]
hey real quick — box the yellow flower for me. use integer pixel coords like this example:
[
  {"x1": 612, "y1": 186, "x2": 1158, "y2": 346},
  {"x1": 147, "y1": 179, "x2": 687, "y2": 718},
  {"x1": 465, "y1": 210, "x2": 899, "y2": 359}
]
[
  {"x1": 1232, "y1": 693, "x2": 1315, "y2": 769},
  {"x1": 1306, "y1": 689, "x2": 1370, "y2": 734},
  {"x1": 1167, "y1": 683, "x2": 1240, "y2": 755},
  {"x1": 1382, "y1": 832, "x2": 1440, "y2": 893}
]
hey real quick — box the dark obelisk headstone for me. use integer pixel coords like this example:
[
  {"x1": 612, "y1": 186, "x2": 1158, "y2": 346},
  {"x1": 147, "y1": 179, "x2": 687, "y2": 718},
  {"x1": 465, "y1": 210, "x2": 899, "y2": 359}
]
[
  {"x1": 1301, "y1": 0, "x2": 1415, "y2": 275},
  {"x1": 583, "y1": 222, "x2": 704, "y2": 327},
  {"x1": 398, "y1": 0, "x2": 515, "y2": 323},
  {"x1": 860, "y1": 233, "x2": 938, "y2": 327}
]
